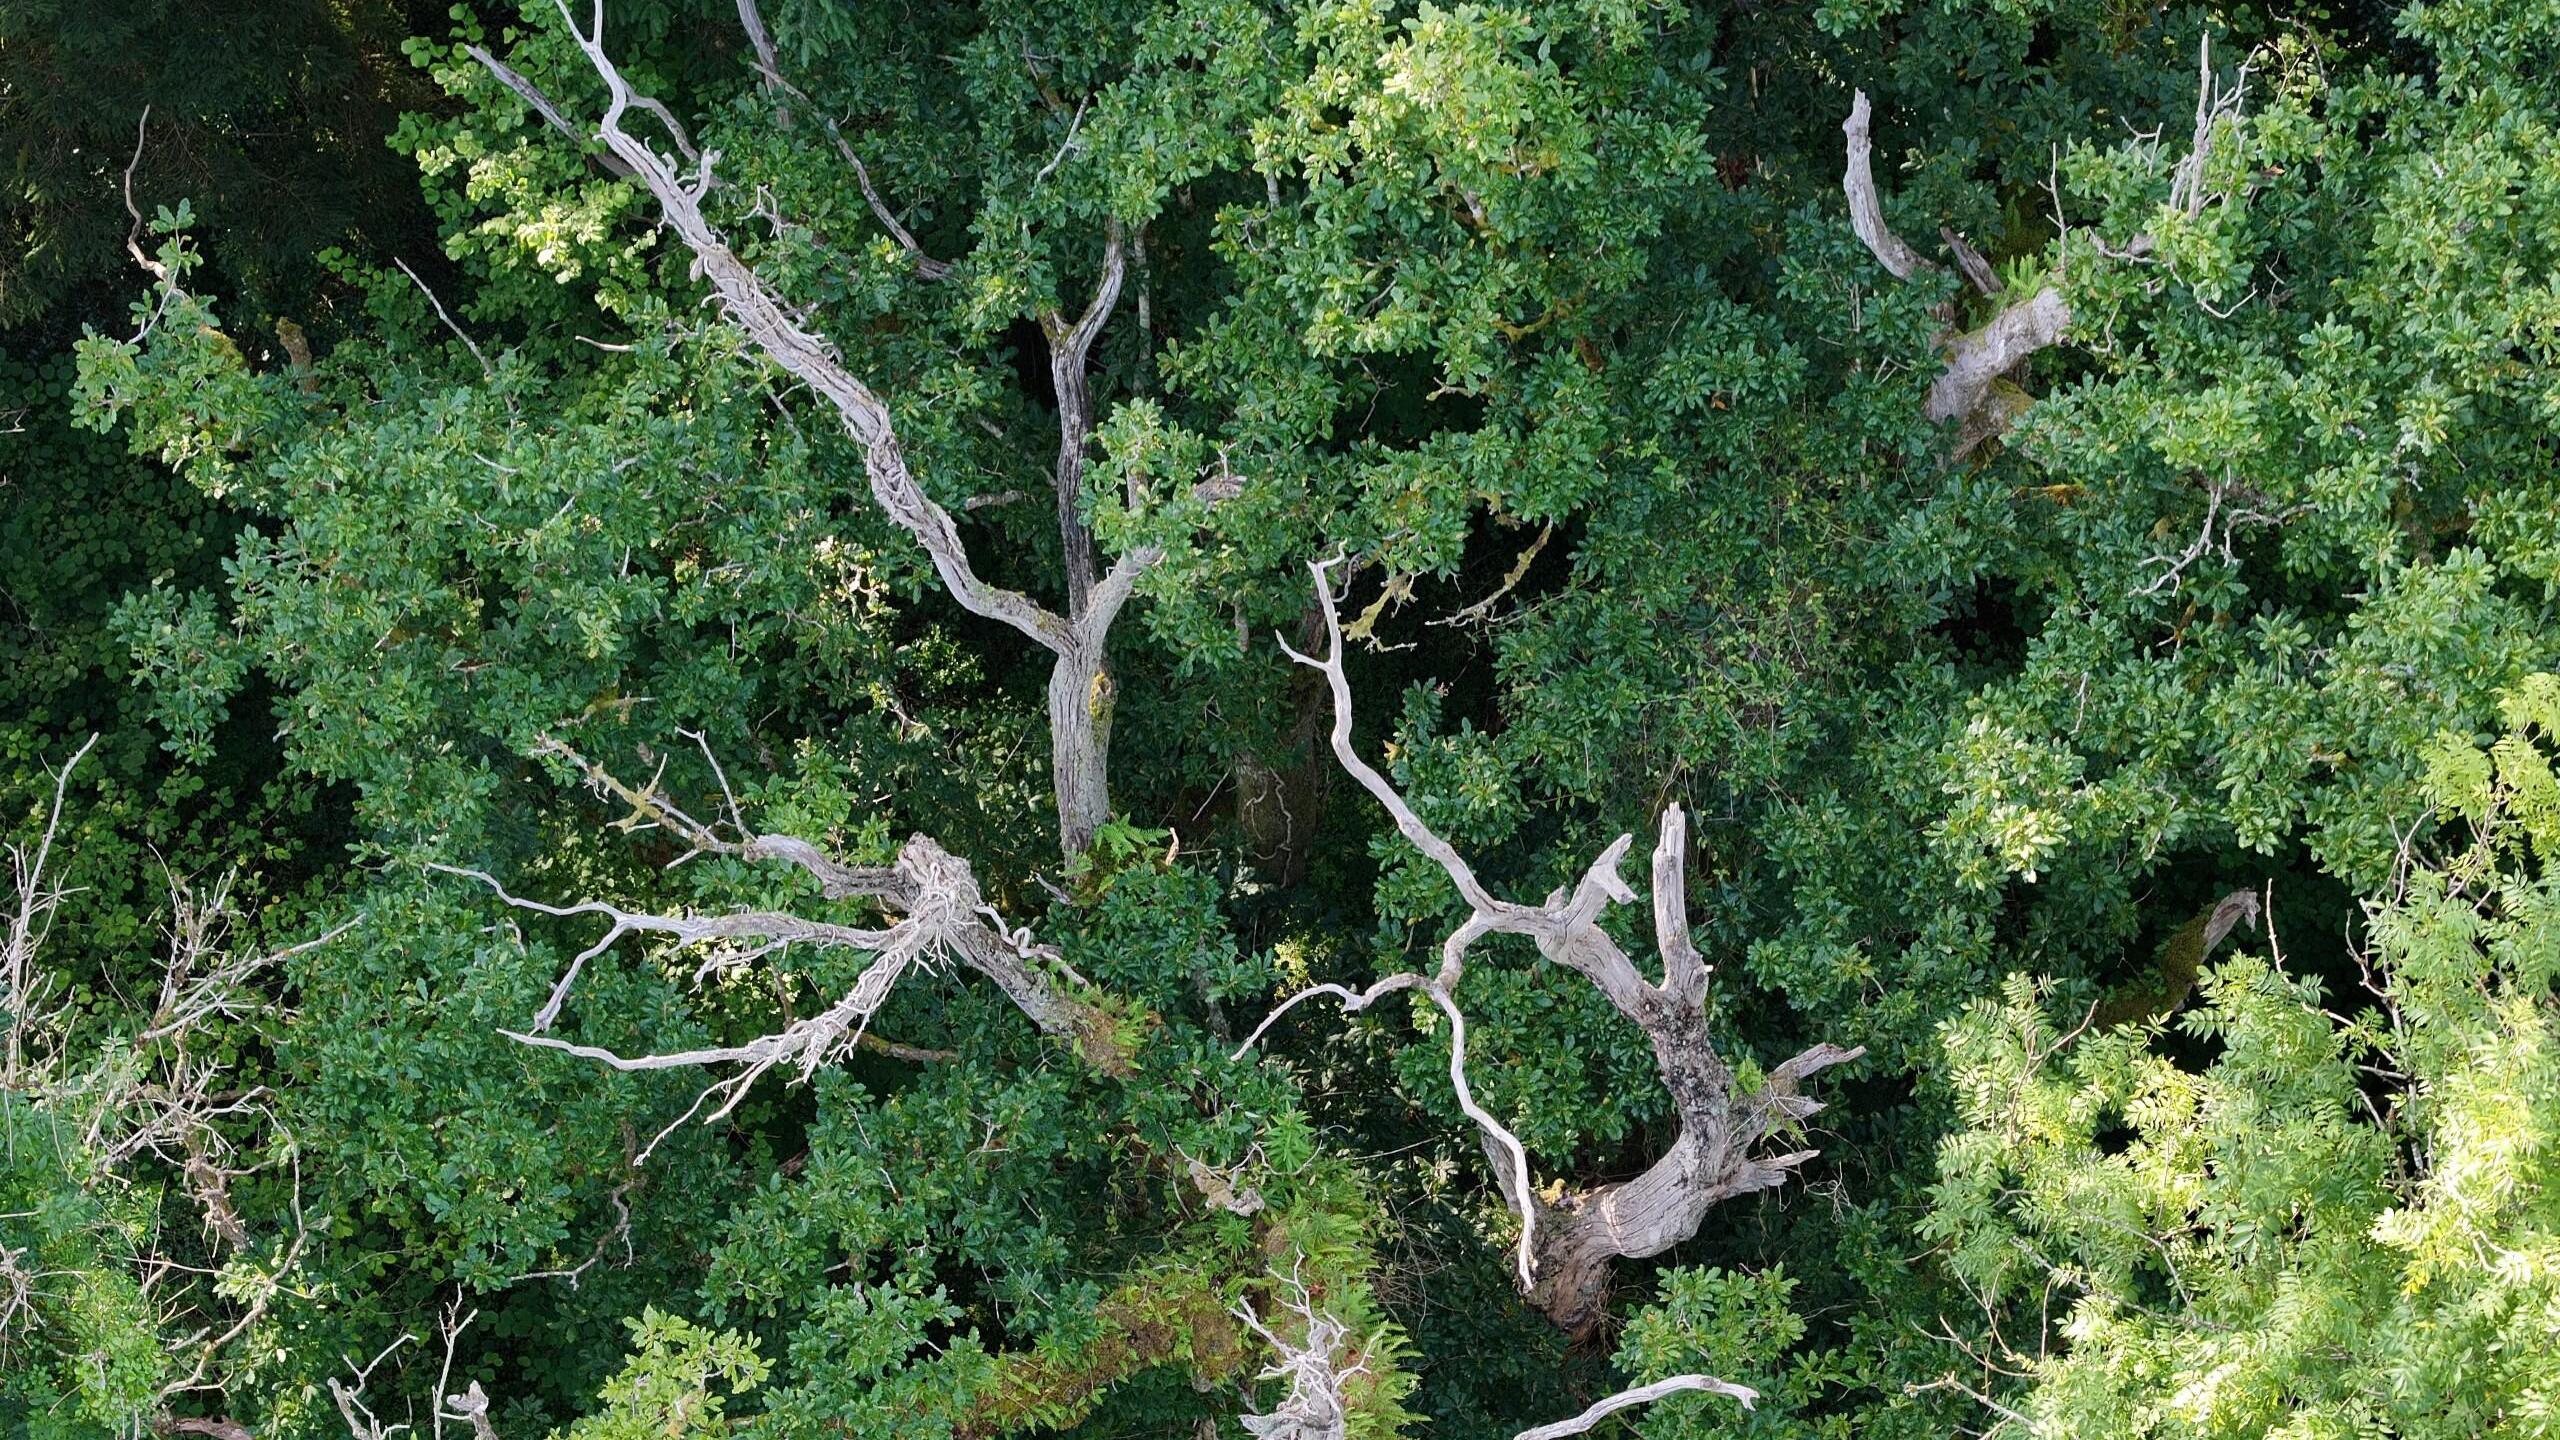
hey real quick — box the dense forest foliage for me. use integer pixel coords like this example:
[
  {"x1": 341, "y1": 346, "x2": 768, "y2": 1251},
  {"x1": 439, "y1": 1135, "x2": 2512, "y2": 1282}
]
[{"x1": 8, "y1": 0, "x2": 2560, "y2": 1435}]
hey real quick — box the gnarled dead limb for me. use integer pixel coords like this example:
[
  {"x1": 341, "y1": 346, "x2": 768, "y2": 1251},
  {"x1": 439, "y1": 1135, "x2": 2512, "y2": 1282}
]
[
  {"x1": 1236, "y1": 1258, "x2": 1363, "y2": 1440},
  {"x1": 546, "y1": 0, "x2": 1160, "y2": 856},
  {"x1": 1844, "y1": 38, "x2": 2247, "y2": 444},
  {"x1": 1926, "y1": 285, "x2": 2069, "y2": 425},
  {"x1": 727, "y1": 0, "x2": 958, "y2": 285},
  {"x1": 732, "y1": 0, "x2": 789, "y2": 122},
  {"x1": 1841, "y1": 91, "x2": 1936, "y2": 286},
  {"x1": 448, "y1": 745, "x2": 1125, "y2": 1150},
  {"x1": 1844, "y1": 89, "x2": 2069, "y2": 434},
  {"x1": 1241, "y1": 558, "x2": 1864, "y2": 1335},
  {"x1": 474, "y1": 838, "x2": 1112, "y2": 1071}
]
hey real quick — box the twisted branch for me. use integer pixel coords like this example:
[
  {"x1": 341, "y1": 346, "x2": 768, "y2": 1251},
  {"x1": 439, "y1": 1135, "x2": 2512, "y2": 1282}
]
[
  {"x1": 1240, "y1": 558, "x2": 1863, "y2": 1333},
  {"x1": 447, "y1": 745, "x2": 1129, "y2": 1152},
  {"x1": 537, "y1": 1, "x2": 1194, "y2": 856},
  {"x1": 1844, "y1": 38, "x2": 2247, "y2": 439}
]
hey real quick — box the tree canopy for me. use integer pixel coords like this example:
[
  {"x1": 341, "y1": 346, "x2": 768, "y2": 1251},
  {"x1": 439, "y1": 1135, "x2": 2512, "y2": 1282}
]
[{"x1": 9, "y1": 0, "x2": 2560, "y2": 1436}]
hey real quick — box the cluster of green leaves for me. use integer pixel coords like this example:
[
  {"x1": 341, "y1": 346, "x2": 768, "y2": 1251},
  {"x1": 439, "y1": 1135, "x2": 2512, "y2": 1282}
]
[
  {"x1": 18, "y1": 0, "x2": 2560, "y2": 1435},
  {"x1": 1925, "y1": 674, "x2": 2560, "y2": 1436}
]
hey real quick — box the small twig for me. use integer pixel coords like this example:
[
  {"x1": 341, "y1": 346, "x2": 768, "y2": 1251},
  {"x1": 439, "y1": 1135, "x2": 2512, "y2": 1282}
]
[
  {"x1": 395, "y1": 259, "x2": 493, "y2": 378},
  {"x1": 122, "y1": 108, "x2": 172, "y2": 283},
  {"x1": 1031, "y1": 97, "x2": 1090, "y2": 185}
]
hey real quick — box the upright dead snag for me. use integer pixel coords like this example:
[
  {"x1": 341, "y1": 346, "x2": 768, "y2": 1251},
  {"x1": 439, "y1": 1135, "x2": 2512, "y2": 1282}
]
[
  {"x1": 1240, "y1": 559, "x2": 1864, "y2": 1335},
  {"x1": 1844, "y1": 38, "x2": 2247, "y2": 445}
]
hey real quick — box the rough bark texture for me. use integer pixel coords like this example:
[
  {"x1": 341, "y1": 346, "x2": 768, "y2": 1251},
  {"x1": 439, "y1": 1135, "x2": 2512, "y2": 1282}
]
[
  {"x1": 1840, "y1": 90, "x2": 1936, "y2": 285},
  {"x1": 1924, "y1": 285, "x2": 2070, "y2": 424},
  {"x1": 1842, "y1": 89, "x2": 2072, "y2": 446},
  {"x1": 1042, "y1": 222, "x2": 1127, "y2": 624}
]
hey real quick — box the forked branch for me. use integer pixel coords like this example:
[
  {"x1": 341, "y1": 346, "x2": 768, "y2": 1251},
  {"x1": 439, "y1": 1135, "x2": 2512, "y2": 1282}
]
[
  {"x1": 1242, "y1": 558, "x2": 1863, "y2": 1334},
  {"x1": 539, "y1": 0, "x2": 1178, "y2": 856},
  {"x1": 1236, "y1": 1257, "x2": 1363, "y2": 1440},
  {"x1": 4, "y1": 734, "x2": 95, "y2": 1083},
  {"x1": 449, "y1": 745, "x2": 1128, "y2": 1155},
  {"x1": 1844, "y1": 37, "x2": 2247, "y2": 439}
]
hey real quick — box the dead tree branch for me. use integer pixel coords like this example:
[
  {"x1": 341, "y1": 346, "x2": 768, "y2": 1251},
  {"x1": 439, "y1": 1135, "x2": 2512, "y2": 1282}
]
[
  {"x1": 542, "y1": 0, "x2": 1179, "y2": 856},
  {"x1": 732, "y1": 0, "x2": 791, "y2": 122},
  {"x1": 2130, "y1": 476, "x2": 2311, "y2": 599},
  {"x1": 4, "y1": 734, "x2": 94, "y2": 1083},
  {"x1": 448, "y1": 742, "x2": 1127, "y2": 1153},
  {"x1": 1236, "y1": 1257, "x2": 1363, "y2": 1440},
  {"x1": 444, "y1": 1384, "x2": 499, "y2": 1440},
  {"x1": 1514, "y1": 1376, "x2": 1759, "y2": 1440},
  {"x1": 328, "y1": 1333, "x2": 414, "y2": 1440},
  {"x1": 463, "y1": 45, "x2": 637, "y2": 177},
  {"x1": 454, "y1": 825, "x2": 1118, "y2": 1075},
  {"x1": 1240, "y1": 558, "x2": 1864, "y2": 1335},
  {"x1": 1841, "y1": 91, "x2": 1936, "y2": 286},
  {"x1": 1844, "y1": 38, "x2": 2247, "y2": 441}
]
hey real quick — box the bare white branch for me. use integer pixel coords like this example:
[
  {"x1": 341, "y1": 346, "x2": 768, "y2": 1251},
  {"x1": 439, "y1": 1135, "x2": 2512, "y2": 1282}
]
[
  {"x1": 1941, "y1": 226, "x2": 2002, "y2": 298},
  {"x1": 1846, "y1": 40, "x2": 2248, "y2": 442},
  {"x1": 1841, "y1": 92, "x2": 1938, "y2": 284},
  {"x1": 443, "y1": 1384, "x2": 498, "y2": 1440},
  {"x1": 463, "y1": 45, "x2": 636, "y2": 177},
  {"x1": 1241, "y1": 559, "x2": 1864, "y2": 1332},
  {"x1": 431, "y1": 1298, "x2": 482, "y2": 1440},
  {"x1": 5, "y1": 734, "x2": 96, "y2": 1082},
  {"x1": 551, "y1": 0, "x2": 1071, "y2": 653},
  {"x1": 1236, "y1": 1257, "x2": 1364, "y2": 1440},
  {"x1": 1513, "y1": 1375, "x2": 1759, "y2": 1440},
  {"x1": 122, "y1": 110, "x2": 172, "y2": 285},
  {"x1": 532, "y1": 5, "x2": 1203, "y2": 857},
  {"x1": 447, "y1": 743, "x2": 1131, "y2": 1148}
]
